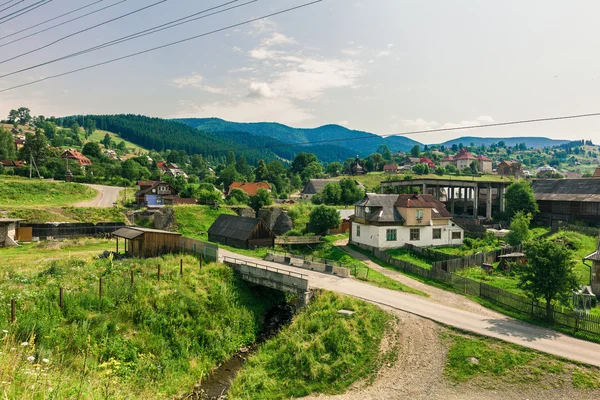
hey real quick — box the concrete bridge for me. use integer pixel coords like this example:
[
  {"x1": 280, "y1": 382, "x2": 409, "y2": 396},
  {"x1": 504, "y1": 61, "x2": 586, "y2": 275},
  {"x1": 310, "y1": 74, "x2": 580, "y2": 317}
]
[{"x1": 223, "y1": 256, "x2": 312, "y2": 306}]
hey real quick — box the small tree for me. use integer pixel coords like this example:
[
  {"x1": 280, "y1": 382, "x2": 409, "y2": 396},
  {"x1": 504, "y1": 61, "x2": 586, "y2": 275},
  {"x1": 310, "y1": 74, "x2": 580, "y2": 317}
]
[
  {"x1": 320, "y1": 182, "x2": 342, "y2": 205},
  {"x1": 249, "y1": 188, "x2": 272, "y2": 214},
  {"x1": 506, "y1": 211, "x2": 531, "y2": 246},
  {"x1": 227, "y1": 188, "x2": 249, "y2": 205},
  {"x1": 102, "y1": 133, "x2": 112, "y2": 149},
  {"x1": 412, "y1": 164, "x2": 429, "y2": 175},
  {"x1": 517, "y1": 240, "x2": 579, "y2": 321},
  {"x1": 505, "y1": 181, "x2": 539, "y2": 219},
  {"x1": 339, "y1": 178, "x2": 364, "y2": 205},
  {"x1": 308, "y1": 205, "x2": 341, "y2": 234},
  {"x1": 82, "y1": 141, "x2": 102, "y2": 158},
  {"x1": 410, "y1": 145, "x2": 421, "y2": 158}
]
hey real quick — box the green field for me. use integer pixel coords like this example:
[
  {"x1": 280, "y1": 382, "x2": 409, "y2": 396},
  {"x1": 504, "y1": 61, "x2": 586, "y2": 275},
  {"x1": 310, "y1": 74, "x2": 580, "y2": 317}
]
[
  {"x1": 173, "y1": 205, "x2": 237, "y2": 241},
  {"x1": 387, "y1": 248, "x2": 435, "y2": 269},
  {"x1": 0, "y1": 177, "x2": 97, "y2": 208},
  {"x1": 85, "y1": 129, "x2": 147, "y2": 153},
  {"x1": 230, "y1": 291, "x2": 391, "y2": 399}
]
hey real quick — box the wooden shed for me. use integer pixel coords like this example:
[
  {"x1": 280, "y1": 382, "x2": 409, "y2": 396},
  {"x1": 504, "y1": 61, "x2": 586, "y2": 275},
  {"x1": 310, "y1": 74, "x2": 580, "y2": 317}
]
[
  {"x1": 111, "y1": 227, "x2": 182, "y2": 258},
  {"x1": 208, "y1": 214, "x2": 275, "y2": 249}
]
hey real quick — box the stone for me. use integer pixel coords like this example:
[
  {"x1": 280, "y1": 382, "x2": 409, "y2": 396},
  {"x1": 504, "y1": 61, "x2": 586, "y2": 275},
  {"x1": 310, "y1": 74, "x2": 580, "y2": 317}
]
[
  {"x1": 338, "y1": 309, "x2": 355, "y2": 317},
  {"x1": 467, "y1": 357, "x2": 479, "y2": 365}
]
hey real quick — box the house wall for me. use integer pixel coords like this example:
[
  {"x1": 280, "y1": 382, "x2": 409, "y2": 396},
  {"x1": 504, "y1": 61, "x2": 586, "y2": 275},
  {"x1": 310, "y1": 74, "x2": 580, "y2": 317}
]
[
  {"x1": 351, "y1": 220, "x2": 464, "y2": 249},
  {"x1": 441, "y1": 160, "x2": 454, "y2": 169},
  {"x1": 592, "y1": 260, "x2": 600, "y2": 297},
  {"x1": 480, "y1": 161, "x2": 492, "y2": 173},
  {"x1": 456, "y1": 159, "x2": 471, "y2": 170},
  {"x1": 398, "y1": 207, "x2": 432, "y2": 226}
]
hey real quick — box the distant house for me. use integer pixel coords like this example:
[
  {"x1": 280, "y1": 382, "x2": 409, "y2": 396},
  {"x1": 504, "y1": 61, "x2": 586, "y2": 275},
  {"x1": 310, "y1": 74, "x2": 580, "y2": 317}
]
[
  {"x1": 14, "y1": 138, "x2": 25, "y2": 151},
  {"x1": 208, "y1": 214, "x2": 276, "y2": 249},
  {"x1": 532, "y1": 179, "x2": 600, "y2": 223},
  {"x1": 135, "y1": 180, "x2": 179, "y2": 207},
  {"x1": 584, "y1": 237, "x2": 600, "y2": 295},
  {"x1": 60, "y1": 149, "x2": 92, "y2": 166},
  {"x1": 476, "y1": 154, "x2": 492, "y2": 173},
  {"x1": 383, "y1": 164, "x2": 399, "y2": 174},
  {"x1": 403, "y1": 157, "x2": 421, "y2": 167},
  {"x1": 440, "y1": 155, "x2": 455, "y2": 169},
  {"x1": 0, "y1": 218, "x2": 23, "y2": 247},
  {"x1": 453, "y1": 149, "x2": 476, "y2": 170},
  {"x1": 497, "y1": 160, "x2": 523, "y2": 179},
  {"x1": 564, "y1": 171, "x2": 582, "y2": 179},
  {"x1": 329, "y1": 209, "x2": 354, "y2": 234},
  {"x1": 301, "y1": 179, "x2": 365, "y2": 200},
  {"x1": 227, "y1": 182, "x2": 272, "y2": 197},
  {"x1": 350, "y1": 155, "x2": 365, "y2": 175},
  {"x1": 419, "y1": 157, "x2": 436, "y2": 170},
  {"x1": 163, "y1": 163, "x2": 188, "y2": 179},
  {"x1": 111, "y1": 227, "x2": 182, "y2": 258},
  {"x1": 0, "y1": 160, "x2": 25, "y2": 169},
  {"x1": 350, "y1": 193, "x2": 464, "y2": 250}
]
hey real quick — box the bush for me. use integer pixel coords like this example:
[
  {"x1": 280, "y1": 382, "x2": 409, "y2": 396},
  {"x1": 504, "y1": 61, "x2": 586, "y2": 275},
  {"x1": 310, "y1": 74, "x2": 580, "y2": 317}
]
[{"x1": 308, "y1": 205, "x2": 341, "y2": 234}]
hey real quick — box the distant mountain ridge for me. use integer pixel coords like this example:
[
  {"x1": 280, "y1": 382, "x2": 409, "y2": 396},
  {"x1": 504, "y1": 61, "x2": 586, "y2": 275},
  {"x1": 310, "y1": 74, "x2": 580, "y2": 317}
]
[{"x1": 439, "y1": 136, "x2": 571, "y2": 149}]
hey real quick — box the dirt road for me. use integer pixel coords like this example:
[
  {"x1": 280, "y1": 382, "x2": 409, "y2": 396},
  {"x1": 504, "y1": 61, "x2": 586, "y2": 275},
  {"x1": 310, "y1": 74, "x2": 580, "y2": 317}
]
[{"x1": 76, "y1": 184, "x2": 123, "y2": 207}]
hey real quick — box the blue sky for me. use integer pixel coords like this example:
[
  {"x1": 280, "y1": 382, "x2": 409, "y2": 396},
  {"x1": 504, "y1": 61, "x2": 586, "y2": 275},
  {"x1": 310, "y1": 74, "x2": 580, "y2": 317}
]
[{"x1": 1, "y1": 0, "x2": 599, "y2": 144}]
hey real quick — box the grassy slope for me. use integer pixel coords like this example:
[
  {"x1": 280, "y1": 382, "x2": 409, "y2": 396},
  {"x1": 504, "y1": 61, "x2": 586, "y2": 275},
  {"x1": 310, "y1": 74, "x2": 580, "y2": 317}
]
[
  {"x1": 444, "y1": 331, "x2": 600, "y2": 389},
  {"x1": 229, "y1": 291, "x2": 391, "y2": 399},
  {"x1": 84, "y1": 129, "x2": 147, "y2": 153},
  {"x1": 0, "y1": 177, "x2": 97, "y2": 208},
  {"x1": 387, "y1": 248, "x2": 435, "y2": 269},
  {"x1": 173, "y1": 205, "x2": 237, "y2": 241},
  {"x1": 0, "y1": 245, "x2": 284, "y2": 398}
]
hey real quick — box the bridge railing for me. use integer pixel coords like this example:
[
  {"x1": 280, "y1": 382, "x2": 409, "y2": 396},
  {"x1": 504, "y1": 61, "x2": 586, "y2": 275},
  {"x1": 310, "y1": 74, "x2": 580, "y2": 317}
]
[{"x1": 222, "y1": 256, "x2": 308, "y2": 280}]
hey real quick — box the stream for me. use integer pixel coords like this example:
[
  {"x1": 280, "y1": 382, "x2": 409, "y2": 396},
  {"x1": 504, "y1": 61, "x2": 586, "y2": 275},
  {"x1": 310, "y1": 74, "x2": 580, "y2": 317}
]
[{"x1": 186, "y1": 303, "x2": 294, "y2": 400}]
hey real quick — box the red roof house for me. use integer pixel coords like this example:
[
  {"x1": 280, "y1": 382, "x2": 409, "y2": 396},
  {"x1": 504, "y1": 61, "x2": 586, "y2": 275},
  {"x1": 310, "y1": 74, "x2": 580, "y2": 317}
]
[
  {"x1": 227, "y1": 182, "x2": 271, "y2": 196},
  {"x1": 60, "y1": 149, "x2": 92, "y2": 166},
  {"x1": 419, "y1": 157, "x2": 435, "y2": 169}
]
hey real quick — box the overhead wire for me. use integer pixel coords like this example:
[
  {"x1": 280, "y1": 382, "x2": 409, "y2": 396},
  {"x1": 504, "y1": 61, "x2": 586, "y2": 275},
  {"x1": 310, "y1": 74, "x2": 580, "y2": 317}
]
[
  {"x1": 0, "y1": 0, "x2": 105, "y2": 43},
  {"x1": 0, "y1": 0, "x2": 262, "y2": 79},
  {"x1": 0, "y1": 0, "x2": 53, "y2": 25},
  {"x1": 0, "y1": 0, "x2": 25, "y2": 16},
  {"x1": 0, "y1": 0, "x2": 128, "y2": 48},
  {"x1": 0, "y1": 0, "x2": 18, "y2": 8},
  {"x1": 0, "y1": 0, "x2": 167, "y2": 65},
  {"x1": 0, "y1": 0, "x2": 323, "y2": 94}
]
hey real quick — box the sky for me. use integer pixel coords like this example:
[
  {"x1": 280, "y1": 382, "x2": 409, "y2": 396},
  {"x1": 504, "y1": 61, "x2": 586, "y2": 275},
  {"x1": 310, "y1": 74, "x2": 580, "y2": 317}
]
[{"x1": 0, "y1": 0, "x2": 600, "y2": 144}]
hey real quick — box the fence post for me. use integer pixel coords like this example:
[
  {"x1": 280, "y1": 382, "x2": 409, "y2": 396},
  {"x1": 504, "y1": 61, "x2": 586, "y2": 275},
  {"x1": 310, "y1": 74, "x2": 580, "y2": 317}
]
[
  {"x1": 157, "y1": 264, "x2": 161, "y2": 282},
  {"x1": 366, "y1": 268, "x2": 370, "y2": 280},
  {"x1": 531, "y1": 299, "x2": 534, "y2": 317},
  {"x1": 130, "y1": 269, "x2": 134, "y2": 286},
  {"x1": 59, "y1": 287, "x2": 64, "y2": 309},
  {"x1": 200, "y1": 255, "x2": 203, "y2": 270},
  {"x1": 99, "y1": 277, "x2": 103, "y2": 298},
  {"x1": 575, "y1": 314, "x2": 579, "y2": 333},
  {"x1": 180, "y1": 259, "x2": 183, "y2": 277},
  {"x1": 10, "y1": 299, "x2": 15, "y2": 324}
]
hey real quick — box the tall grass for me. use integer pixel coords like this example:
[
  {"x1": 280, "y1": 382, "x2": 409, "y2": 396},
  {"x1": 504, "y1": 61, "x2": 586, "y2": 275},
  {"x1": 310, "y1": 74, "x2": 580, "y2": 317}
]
[
  {"x1": 0, "y1": 178, "x2": 96, "y2": 207},
  {"x1": 229, "y1": 291, "x2": 391, "y2": 399}
]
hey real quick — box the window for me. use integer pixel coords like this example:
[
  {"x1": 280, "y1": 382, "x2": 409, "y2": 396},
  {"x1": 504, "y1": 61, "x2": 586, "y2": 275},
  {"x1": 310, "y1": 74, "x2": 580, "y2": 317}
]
[
  {"x1": 410, "y1": 228, "x2": 420, "y2": 241},
  {"x1": 416, "y1": 209, "x2": 424, "y2": 220},
  {"x1": 356, "y1": 225, "x2": 361, "y2": 237},
  {"x1": 386, "y1": 229, "x2": 397, "y2": 241},
  {"x1": 432, "y1": 228, "x2": 441, "y2": 240},
  {"x1": 452, "y1": 231, "x2": 462, "y2": 240}
]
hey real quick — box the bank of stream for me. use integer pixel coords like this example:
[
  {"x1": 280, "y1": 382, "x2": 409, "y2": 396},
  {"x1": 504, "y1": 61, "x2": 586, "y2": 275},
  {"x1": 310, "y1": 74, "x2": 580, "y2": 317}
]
[{"x1": 187, "y1": 303, "x2": 295, "y2": 399}]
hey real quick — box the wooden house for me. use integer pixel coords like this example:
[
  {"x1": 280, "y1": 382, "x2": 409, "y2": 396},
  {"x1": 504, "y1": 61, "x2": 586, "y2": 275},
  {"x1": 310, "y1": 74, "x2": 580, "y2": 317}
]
[
  {"x1": 135, "y1": 181, "x2": 179, "y2": 207},
  {"x1": 60, "y1": 149, "x2": 92, "y2": 166},
  {"x1": 208, "y1": 214, "x2": 275, "y2": 249},
  {"x1": 532, "y1": 179, "x2": 600, "y2": 223},
  {"x1": 111, "y1": 227, "x2": 182, "y2": 258}
]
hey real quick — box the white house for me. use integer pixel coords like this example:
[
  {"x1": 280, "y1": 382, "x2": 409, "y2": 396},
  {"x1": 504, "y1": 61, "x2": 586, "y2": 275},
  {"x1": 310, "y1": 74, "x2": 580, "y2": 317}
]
[{"x1": 350, "y1": 193, "x2": 464, "y2": 250}]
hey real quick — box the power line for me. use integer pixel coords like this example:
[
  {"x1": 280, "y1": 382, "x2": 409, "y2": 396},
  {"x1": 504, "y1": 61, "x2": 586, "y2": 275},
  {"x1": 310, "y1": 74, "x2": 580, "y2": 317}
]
[
  {"x1": 0, "y1": 0, "x2": 260, "y2": 79},
  {"x1": 0, "y1": 0, "x2": 53, "y2": 25},
  {"x1": 213, "y1": 112, "x2": 600, "y2": 153},
  {"x1": 0, "y1": 0, "x2": 167, "y2": 65},
  {"x1": 0, "y1": 0, "x2": 17, "y2": 8},
  {"x1": 0, "y1": 0, "x2": 105, "y2": 43},
  {"x1": 0, "y1": 0, "x2": 128, "y2": 49},
  {"x1": 0, "y1": 0, "x2": 323, "y2": 93},
  {"x1": 0, "y1": 0, "x2": 23, "y2": 15}
]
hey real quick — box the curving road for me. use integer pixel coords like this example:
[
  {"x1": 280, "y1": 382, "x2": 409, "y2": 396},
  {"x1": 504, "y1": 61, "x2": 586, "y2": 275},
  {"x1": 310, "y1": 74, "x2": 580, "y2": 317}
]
[
  {"x1": 220, "y1": 248, "x2": 600, "y2": 367},
  {"x1": 76, "y1": 184, "x2": 123, "y2": 207}
]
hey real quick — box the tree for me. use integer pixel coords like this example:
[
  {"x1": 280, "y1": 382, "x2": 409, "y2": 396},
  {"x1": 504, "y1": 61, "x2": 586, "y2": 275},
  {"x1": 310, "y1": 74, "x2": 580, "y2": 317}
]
[
  {"x1": 308, "y1": 205, "x2": 341, "y2": 234},
  {"x1": 16, "y1": 107, "x2": 31, "y2": 125},
  {"x1": 325, "y1": 161, "x2": 342, "y2": 177},
  {"x1": 7, "y1": 109, "x2": 18, "y2": 124},
  {"x1": 249, "y1": 188, "x2": 272, "y2": 214},
  {"x1": 505, "y1": 181, "x2": 539, "y2": 219},
  {"x1": 410, "y1": 145, "x2": 421, "y2": 158},
  {"x1": 102, "y1": 133, "x2": 111, "y2": 149},
  {"x1": 517, "y1": 240, "x2": 579, "y2": 321},
  {"x1": 0, "y1": 128, "x2": 16, "y2": 160},
  {"x1": 412, "y1": 164, "x2": 429, "y2": 175},
  {"x1": 85, "y1": 119, "x2": 96, "y2": 139},
  {"x1": 19, "y1": 131, "x2": 49, "y2": 165},
  {"x1": 82, "y1": 141, "x2": 103, "y2": 158},
  {"x1": 339, "y1": 178, "x2": 364, "y2": 205},
  {"x1": 506, "y1": 211, "x2": 532, "y2": 246},
  {"x1": 319, "y1": 182, "x2": 342, "y2": 204},
  {"x1": 254, "y1": 160, "x2": 269, "y2": 181},
  {"x1": 302, "y1": 161, "x2": 323, "y2": 182},
  {"x1": 291, "y1": 152, "x2": 318, "y2": 175},
  {"x1": 227, "y1": 188, "x2": 249, "y2": 205}
]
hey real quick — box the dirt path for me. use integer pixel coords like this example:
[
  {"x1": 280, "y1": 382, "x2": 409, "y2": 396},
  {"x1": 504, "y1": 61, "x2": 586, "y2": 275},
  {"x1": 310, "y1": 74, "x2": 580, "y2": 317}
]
[
  {"x1": 335, "y1": 239, "x2": 503, "y2": 318},
  {"x1": 76, "y1": 184, "x2": 122, "y2": 207}
]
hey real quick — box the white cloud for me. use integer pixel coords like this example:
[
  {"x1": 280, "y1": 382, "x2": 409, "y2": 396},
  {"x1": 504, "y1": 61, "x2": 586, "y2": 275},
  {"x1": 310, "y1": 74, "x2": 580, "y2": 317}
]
[
  {"x1": 171, "y1": 73, "x2": 229, "y2": 94},
  {"x1": 338, "y1": 120, "x2": 349, "y2": 126},
  {"x1": 387, "y1": 43, "x2": 394, "y2": 48},
  {"x1": 377, "y1": 50, "x2": 391, "y2": 57},
  {"x1": 367, "y1": 59, "x2": 375, "y2": 64},
  {"x1": 248, "y1": 82, "x2": 276, "y2": 98},
  {"x1": 232, "y1": 46, "x2": 242, "y2": 53},
  {"x1": 402, "y1": 115, "x2": 496, "y2": 131},
  {"x1": 477, "y1": 115, "x2": 494, "y2": 123},
  {"x1": 248, "y1": 47, "x2": 284, "y2": 60},
  {"x1": 341, "y1": 48, "x2": 361, "y2": 56},
  {"x1": 402, "y1": 119, "x2": 440, "y2": 130},
  {"x1": 248, "y1": 19, "x2": 277, "y2": 35},
  {"x1": 262, "y1": 32, "x2": 296, "y2": 47}
]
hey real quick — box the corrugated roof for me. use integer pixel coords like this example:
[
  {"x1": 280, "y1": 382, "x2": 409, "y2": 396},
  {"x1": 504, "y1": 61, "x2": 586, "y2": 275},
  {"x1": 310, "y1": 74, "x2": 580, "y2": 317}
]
[
  {"x1": 584, "y1": 237, "x2": 600, "y2": 261},
  {"x1": 302, "y1": 179, "x2": 337, "y2": 195},
  {"x1": 228, "y1": 182, "x2": 271, "y2": 196},
  {"x1": 208, "y1": 214, "x2": 272, "y2": 241},
  {"x1": 112, "y1": 226, "x2": 181, "y2": 240},
  {"x1": 532, "y1": 179, "x2": 600, "y2": 202},
  {"x1": 0, "y1": 218, "x2": 24, "y2": 223},
  {"x1": 338, "y1": 209, "x2": 355, "y2": 220},
  {"x1": 356, "y1": 193, "x2": 405, "y2": 223}
]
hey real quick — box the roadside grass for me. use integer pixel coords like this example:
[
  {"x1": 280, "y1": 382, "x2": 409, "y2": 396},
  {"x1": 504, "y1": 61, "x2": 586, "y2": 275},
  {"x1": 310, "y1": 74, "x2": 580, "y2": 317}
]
[
  {"x1": 443, "y1": 331, "x2": 600, "y2": 389},
  {"x1": 6, "y1": 207, "x2": 126, "y2": 223},
  {"x1": 455, "y1": 264, "x2": 522, "y2": 294},
  {"x1": 0, "y1": 248, "x2": 284, "y2": 398},
  {"x1": 229, "y1": 290, "x2": 391, "y2": 400},
  {"x1": 173, "y1": 205, "x2": 236, "y2": 241},
  {"x1": 387, "y1": 248, "x2": 434, "y2": 269},
  {"x1": 0, "y1": 177, "x2": 97, "y2": 208},
  {"x1": 7, "y1": 208, "x2": 72, "y2": 223}
]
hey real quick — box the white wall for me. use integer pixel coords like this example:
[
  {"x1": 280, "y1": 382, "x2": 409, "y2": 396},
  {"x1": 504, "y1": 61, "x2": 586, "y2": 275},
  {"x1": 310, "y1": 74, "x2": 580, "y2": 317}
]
[{"x1": 352, "y1": 221, "x2": 464, "y2": 249}]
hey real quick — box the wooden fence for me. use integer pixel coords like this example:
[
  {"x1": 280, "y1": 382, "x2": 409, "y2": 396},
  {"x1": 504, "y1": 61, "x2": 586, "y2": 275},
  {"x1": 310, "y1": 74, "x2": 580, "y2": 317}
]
[
  {"x1": 430, "y1": 245, "x2": 523, "y2": 273},
  {"x1": 353, "y1": 241, "x2": 600, "y2": 337},
  {"x1": 275, "y1": 236, "x2": 322, "y2": 245},
  {"x1": 21, "y1": 222, "x2": 126, "y2": 240},
  {"x1": 178, "y1": 237, "x2": 219, "y2": 262}
]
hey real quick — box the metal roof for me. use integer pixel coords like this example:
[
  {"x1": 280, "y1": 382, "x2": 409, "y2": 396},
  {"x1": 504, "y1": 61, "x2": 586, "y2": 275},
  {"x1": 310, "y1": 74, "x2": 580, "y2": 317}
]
[
  {"x1": 584, "y1": 237, "x2": 600, "y2": 261},
  {"x1": 208, "y1": 214, "x2": 273, "y2": 241},
  {"x1": 112, "y1": 226, "x2": 181, "y2": 240},
  {"x1": 0, "y1": 218, "x2": 24, "y2": 223},
  {"x1": 356, "y1": 194, "x2": 405, "y2": 223},
  {"x1": 532, "y1": 179, "x2": 600, "y2": 202}
]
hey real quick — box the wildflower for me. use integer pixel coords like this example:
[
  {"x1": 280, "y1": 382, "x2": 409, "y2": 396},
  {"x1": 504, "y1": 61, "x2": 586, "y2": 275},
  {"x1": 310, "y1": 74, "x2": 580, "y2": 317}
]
[
  {"x1": 20, "y1": 342, "x2": 28, "y2": 347},
  {"x1": 42, "y1": 358, "x2": 49, "y2": 364},
  {"x1": 26, "y1": 356, "x2": 35, "y2": 363},
  {"x1": 48, "y1": 388, "x2": 53, "y2": 393},
  {"x1": 2, "y1": 330, "x2": 7, "y2": 333},
  {"x1": 9, "y1": 348, "x2": 15, "y2": 351}
]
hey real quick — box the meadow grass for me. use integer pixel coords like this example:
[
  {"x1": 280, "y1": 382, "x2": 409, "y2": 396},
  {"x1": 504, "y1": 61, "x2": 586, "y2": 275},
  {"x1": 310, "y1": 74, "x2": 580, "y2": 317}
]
[
  {"x1": 173, "y1": 205, "x2": 237, "y2": 241},
  {"x1": 85, "y1": 129, "x2": 147, "y2": 153},
  {"x1": 229, "y1": 291, "x2": 391, "y2": 399},
  {"x1": 387, "y1": 248, "x2": 434, "y2": 269},
  {"x1": 0, "y1": 177, "x2": 96, "y2": 208}
]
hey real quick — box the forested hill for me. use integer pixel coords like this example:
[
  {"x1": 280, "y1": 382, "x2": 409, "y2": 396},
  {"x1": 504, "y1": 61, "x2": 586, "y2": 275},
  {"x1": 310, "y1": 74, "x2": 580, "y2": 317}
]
[
  {"x1": 175, "y1": 118, "x2": 422, "y2": 156},
  {"x1": 69, "y1": 114, "x2": 285, "y2": 165},
  {"x1": 440, "y1": 136, "x2": 571, "y2": 149}
]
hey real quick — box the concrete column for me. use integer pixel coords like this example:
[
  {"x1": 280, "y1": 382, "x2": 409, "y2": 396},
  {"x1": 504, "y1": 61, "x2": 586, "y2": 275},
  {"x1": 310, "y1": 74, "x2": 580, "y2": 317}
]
[
  {"x1": 473, "y1": 187, "x2": 479, "y2": 218},
  {"x1": 499, "y1": 185, "x2": 506, "y2": 212},
  {"x1": 422, "y1": 183, "x2": 427, "y2": 195},
  {"x1": 486, "y1": 183, "x2": 493, "y2": 219},
  {"x1": 450, "y1": 186, "x2": 455, "y2": 214},
  {"x1": 436, "y1": 185, "x2": 441, "y2": 200},
  {"x1": 463, "y1": 187, "x2": 469, "y2": 214}
]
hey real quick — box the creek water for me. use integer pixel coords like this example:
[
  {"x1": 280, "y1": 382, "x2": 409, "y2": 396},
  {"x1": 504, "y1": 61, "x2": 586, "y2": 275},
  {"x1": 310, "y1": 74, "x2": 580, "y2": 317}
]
[{"x1": 187, "y1": 303, "x2": 294, "y2": 400}]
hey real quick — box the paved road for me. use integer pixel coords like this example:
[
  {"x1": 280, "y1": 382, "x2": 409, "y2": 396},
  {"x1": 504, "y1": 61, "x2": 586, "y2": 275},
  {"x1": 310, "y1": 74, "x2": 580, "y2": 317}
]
[
  {"x1": 220, "y1": 248, "x2": 600, "y2": 367},
  {"x1": 76, "y1": 184, "x2": 123, "y2": 207}
]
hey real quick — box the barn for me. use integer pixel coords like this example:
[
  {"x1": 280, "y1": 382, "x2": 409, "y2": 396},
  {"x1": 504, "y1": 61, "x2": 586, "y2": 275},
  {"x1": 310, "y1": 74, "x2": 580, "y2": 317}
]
[
  {"x1": 532, "y1": 179, "x2": 600, "y2": 224},
  {"x1": 111, "y1": 227, "x2": 182, "y2": 258},
  {"x1": 208, "y1": 214, "x2": 275, "y2": 249}
]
